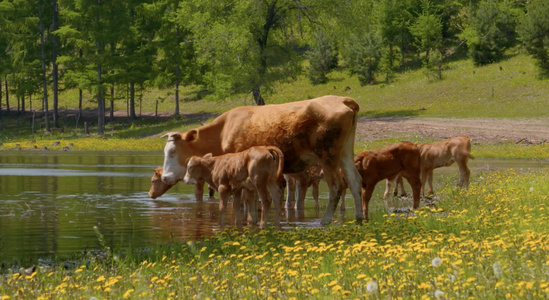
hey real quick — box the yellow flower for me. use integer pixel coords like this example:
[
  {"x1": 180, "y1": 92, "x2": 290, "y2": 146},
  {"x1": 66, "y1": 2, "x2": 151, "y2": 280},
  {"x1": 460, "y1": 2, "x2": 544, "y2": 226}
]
[
  {"x1": 96, "y1": 275, "x2": 106, "y2": 282},
  {"x1": 123, "y1": 289, "x2": 134, "y2": 299}
]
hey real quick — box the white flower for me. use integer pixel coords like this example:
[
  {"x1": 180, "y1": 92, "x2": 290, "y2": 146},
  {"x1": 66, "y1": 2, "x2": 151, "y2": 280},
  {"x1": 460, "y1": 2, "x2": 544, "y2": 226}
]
[
  {"x1": 366, "y1": 281, "x2": 379, "y2": 294},
  {"x1": 448, "y1": 274, "x2": 456, "y2": 282},
  {"x1": 493, "y1": 262, "x2": 503, "y2": 277},
  {"x1": 529, "y1": 187, "x2": 534, "y2": 192},
  {"x1": 432, "y1": 256, "x2": 442, "y2": 267},
  {"x1": 434, "y1": 289, "x2": 445, "y2": 299}
]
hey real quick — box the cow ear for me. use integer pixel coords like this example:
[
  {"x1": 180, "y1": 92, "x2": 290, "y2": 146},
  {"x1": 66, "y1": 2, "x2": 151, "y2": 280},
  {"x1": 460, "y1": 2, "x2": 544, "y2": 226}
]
[
  {"x1": 160, "y1": 132, "x2": 181, "y2": 140},
  {"x1": 203, "y1": 153, "x2": 213, "y2": 158},
  {"x1": 184, "y1": 129, "x2": 198, "y2": 142}
]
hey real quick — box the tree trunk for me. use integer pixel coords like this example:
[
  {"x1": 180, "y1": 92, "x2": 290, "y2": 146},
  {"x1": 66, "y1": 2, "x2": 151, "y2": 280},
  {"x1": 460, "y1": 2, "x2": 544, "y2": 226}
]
[
  {"x1": 96, "y1": 0, "x2": 104, "y2": 135},
  {"x1": 52, "y1": 0, "x2": 59, "y2": 128},
  {"x1": 252, "y1": 85, "x2": 265, "y2": 106},
  {"x1": 129, "y1": 82, "x2": 136, "y2": 120},
  {"x1": 4, "y1": 79, "x2": 9, "y2": 113},
  {"x1": 110, "y1": 85, "x2": 114, "y2": 123},
  {"x1": 39, "y1": 1, "x2": 50, "y2": 133},
  {"x1": 174, "y1": 27, "x2": 180, "y2": 116}
]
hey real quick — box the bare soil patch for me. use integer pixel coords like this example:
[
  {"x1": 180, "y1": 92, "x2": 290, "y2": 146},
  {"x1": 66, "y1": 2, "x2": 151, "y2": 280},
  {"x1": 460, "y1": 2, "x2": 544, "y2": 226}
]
[{"x1": 356, "y1": 117, "x2": 549, "y2": 144}]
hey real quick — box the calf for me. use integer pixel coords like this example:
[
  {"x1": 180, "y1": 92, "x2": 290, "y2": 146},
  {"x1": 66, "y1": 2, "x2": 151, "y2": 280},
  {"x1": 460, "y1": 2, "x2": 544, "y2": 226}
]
[
  {"x1": 419, "y1": 136, "x2": 473, "y2": 195},
  {"x1": 354, "y1": 142, "x2": 421, "y2": 221},
  {"x1": 284, "y1": 164, "x2": 324, "y2": 211},
  {"x1": 183, "y1": 146, "x2": 284, "y2": 230},
  {"x1": 148, "y1": 167, "x2": 215, "y2": 201}
]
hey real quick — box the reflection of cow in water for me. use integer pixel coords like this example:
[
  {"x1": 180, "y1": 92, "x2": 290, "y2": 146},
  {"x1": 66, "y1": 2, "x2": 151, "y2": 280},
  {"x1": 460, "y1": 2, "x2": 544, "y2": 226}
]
[
  {"x1": 160, "y1": 95, "x2": 363, "y2": 225},
  {"x1": 148, "y1": 166, "x2": 214, "y2": 201}
]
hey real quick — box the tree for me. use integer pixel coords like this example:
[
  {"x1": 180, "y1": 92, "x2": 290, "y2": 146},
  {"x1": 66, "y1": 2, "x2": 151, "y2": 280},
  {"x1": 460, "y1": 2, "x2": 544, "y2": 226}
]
[
  {"x1": 184, "y1": 0, "x2": 315, "y2": 105},
  {"x1": 345, "y1": 32, "x2": 382, "y2": 85},
  {"x1": 305, "y1": 29, "x2": 338, "y2": 85},
  {"x1": 518, "y1": 0, "x2": 549, "y2": 73},
  {"x1": 461, "y1": 0, "x2": 517, "y2": 65},
  {"x1": 410, "y1": 0, "x2": 443, "y2": 58}
]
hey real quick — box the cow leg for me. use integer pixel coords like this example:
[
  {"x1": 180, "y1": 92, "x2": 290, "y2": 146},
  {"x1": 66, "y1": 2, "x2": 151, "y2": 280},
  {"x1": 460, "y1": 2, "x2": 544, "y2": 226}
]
[
  {"x1": 396, "y1": 176, "x2": 406, "y2": 196},
  {"x1": 339, "y1": 186, "x2": 346, "y2": 213},
  {"x1": 267, "y1": 183, "x2": 283, "y2": 228},
  {"x1": 242, "y1": 189, "x2": 257, "y2": 226},
  {"x1": 208, "y1": 185, "x2": 216, "y2": 199},
  {"x1": 284, "y1": 175, "x2": 296, "y2": 211},
  {"x1": 457, "y1": 158, "x2": 471, "y2": 188},
  {"x1": 320, "y1": 166, "x2": 345, "y2": 225},
  {"x1": 218, "y1": 186, "x2": 231, "y2": 229},
  {"x1": 295, "y1": 179, "x2": 308, "y2": 211},
  {"x1": 232, "y1": 189, "x2": 244, "y2": 231},
  {"x1": 383, "y1": 178, "x2": 394, "y2": 199},
  {"x1": 338, "y1": 153, "x2": 364, "y2": 224},
  {"x1": 194, "y1": 180, "x2": 205, "y2": 202},
  {"x1": 361, "y1": 184, "x2": 375, "y2": 222},
  {"x1": 420, "y1": 169, "x2": 429, "y2": 196},
  {"x1": 427, "y1": 170, "x2": 435, "y2": 194},
  {"x1": 256, "y1": 186, "x2": 272, "y2": 229},
  {"x1": 311, "y1": 181, "x2": 320, "y2": 211},
  {"x1": 404, "y1": 174, "x2": 422, "y2": 209}
]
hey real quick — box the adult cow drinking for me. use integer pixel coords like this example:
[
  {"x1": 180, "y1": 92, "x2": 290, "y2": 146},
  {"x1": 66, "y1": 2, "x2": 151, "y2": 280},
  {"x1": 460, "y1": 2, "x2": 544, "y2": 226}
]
[{"x1": 160, "y1": 95, "x2": 363, "y2": 225}]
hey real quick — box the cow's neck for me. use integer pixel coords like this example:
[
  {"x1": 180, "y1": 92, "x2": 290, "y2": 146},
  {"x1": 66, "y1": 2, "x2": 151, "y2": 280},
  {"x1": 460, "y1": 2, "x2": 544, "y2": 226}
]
[{"x1": 191, "y1": 121, "x2": 225, "y2": 156}]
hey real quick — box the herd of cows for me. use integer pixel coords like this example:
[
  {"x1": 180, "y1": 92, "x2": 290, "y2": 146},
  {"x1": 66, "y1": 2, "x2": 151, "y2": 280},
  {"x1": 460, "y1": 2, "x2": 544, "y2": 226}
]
[{"x1": 147, "y1": 95, "x2": 473, "y2": 230}]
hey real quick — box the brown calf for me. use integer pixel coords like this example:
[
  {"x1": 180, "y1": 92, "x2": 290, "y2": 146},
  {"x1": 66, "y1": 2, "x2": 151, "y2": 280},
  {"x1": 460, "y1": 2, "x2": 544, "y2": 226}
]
[
  {"x1": 284, "y1": 164, "x2": 324, "y2": 211},
  {"x1": 183, "y1": 146, "x2": 284, "y2": 230},
  {"x1": 354, "y1": 141, "x2": 421, "y2": 221},
  {"x1": 419, "y1": 136, "x2": 473, "y2": 195},
  {"x1": 148, "y1": 167, "x2": 215, "y2": 200}
]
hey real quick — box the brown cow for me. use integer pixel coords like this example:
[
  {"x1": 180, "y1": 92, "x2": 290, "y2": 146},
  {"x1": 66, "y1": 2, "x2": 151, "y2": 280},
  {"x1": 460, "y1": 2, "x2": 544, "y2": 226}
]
[
  {"x1": 160, "y1": 95, "x2": 363, "y2": 225},
  {"x1": 284, "y1": 164, "x2": 323, "y2": 211},
  {"x1": 183, "y1": 146, "x2": 284, "y2": 229},
  {"x1": 419, "y1": 136, "x2": 473, "y2": 195},
  {"x1": 383, "y1": 136, "x2": 473, "y2": 197},
  {"x1": 354, "y1": 141, "x2": 421, "y2": 221},
  {"x1": 148, "y1": 166, "x2": 215, "y2": 201}
]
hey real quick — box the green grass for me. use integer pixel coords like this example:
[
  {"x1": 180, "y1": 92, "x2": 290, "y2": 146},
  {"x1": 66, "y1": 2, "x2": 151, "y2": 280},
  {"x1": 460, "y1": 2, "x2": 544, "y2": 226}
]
[{"x1": 2, "y1": 169, "x2": 549, "y2": 299}]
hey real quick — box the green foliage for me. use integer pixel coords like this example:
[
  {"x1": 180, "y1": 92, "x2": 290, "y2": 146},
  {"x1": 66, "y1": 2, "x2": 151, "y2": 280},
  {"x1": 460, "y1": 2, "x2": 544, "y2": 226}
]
[
  {"x1": 345, "y1": 32, "x2": 382, "y2": 85},
  {"x1": 305, "y1": 30, "x2": 338, "y2": 85},
  {"x1": 424, "y1": 48, "x2": 444, "y2": 80},
  {"x1": 461, "y1": 0, "x2": 517, "y2": 65},
  {"x1": 409, "y1": 0, "x2": 443, "y2": 55},
  {"x1": 518, "y1": 0, "x2": 549, "y2": 74}
]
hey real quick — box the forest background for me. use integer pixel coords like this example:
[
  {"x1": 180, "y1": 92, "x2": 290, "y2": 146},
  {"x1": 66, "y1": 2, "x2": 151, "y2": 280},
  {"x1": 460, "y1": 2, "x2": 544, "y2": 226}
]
[{"x1": 0, "y1": 0, "x2": 548, "y2": 141}]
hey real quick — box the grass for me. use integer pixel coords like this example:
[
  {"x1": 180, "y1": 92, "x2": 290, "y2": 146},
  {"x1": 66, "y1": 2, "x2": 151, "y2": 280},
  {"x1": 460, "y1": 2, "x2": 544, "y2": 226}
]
[{"x1": 1, "y1": 169, "x2": 549, "y2": 299}]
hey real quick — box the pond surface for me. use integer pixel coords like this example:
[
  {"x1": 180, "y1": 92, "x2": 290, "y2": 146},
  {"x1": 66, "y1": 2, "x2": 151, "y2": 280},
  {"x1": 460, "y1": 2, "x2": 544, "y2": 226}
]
[{"x1": 0, "y1": 150, "x2": 547, "y2": 266}]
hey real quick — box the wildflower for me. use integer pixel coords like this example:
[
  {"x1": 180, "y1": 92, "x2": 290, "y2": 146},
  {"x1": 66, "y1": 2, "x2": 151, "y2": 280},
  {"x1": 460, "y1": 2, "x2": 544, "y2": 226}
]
[
  {"x1": 123, "y1": 289, "x2": 134, "y2": 299},
  {"x1": 529, "y1": 187, "x2": 534, "y2": 192},
  {"x1": 366, "y1": 281, "x2": 378, "y2": 294},
  {"x1": 493, "y1": 262, "x2": 503, "y2": 278},
  {"x1": 434, "y1": 290, "x2": 445, "y2": 300},
  {"x1": 432, "y1": 257, "x2": 442, "y2": 267}
]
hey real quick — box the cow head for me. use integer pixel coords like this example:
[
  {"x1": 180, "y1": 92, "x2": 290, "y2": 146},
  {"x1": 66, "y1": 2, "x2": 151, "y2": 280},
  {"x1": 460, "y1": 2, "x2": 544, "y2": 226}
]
[
  {"x1": 148, "y1": 167, "x2": 174, "y2": 199},
  {"x1": 183, "y1": 154, "x2": 213, "y2": 185},
  {"x1": 161, "y1": 130, "x2": 198, "y2": 185}
]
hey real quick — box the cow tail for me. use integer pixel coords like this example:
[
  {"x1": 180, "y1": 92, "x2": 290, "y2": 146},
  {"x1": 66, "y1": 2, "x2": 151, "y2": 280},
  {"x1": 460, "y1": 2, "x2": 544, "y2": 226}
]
[{"x1": 268, "y1": 147, "x2": 285, "y2": 182}]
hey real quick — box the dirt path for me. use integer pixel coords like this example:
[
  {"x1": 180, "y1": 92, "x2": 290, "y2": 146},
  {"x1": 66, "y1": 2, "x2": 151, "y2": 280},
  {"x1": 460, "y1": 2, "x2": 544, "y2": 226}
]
[{"x1": 356, "y1": 117, "x2": 549, "y2": 144}]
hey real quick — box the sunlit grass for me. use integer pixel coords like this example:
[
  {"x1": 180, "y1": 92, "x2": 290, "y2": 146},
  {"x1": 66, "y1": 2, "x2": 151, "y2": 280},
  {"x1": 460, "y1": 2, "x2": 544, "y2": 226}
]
[{"x1": 1, "y1": 169, "x2": 548, "y2": 299}]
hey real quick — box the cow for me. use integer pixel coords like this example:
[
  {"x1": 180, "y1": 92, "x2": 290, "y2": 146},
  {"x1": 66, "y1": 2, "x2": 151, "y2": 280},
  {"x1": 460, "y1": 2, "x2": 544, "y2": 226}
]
[
  {"x1": 183, "y1": 146, "x2": 284, "y2": 229},
  {"x1": 418, "y1": 136, "x2": 473, "y2": 195},
  {"x1": 160, "y1": 95, "x2": 363, "y2": 225},
  {"x1": 148, "y1": 166, "x2": 215, "y2": 201},
  {"x1": 284, "y1": 164, "x2": 323, "y2": 211},
  {"x1": 354, "y1": 141, "x2": 422, "y2": 221},
  {"x1": 383, "y1": 136, "x2": 473, "y2": 197}
]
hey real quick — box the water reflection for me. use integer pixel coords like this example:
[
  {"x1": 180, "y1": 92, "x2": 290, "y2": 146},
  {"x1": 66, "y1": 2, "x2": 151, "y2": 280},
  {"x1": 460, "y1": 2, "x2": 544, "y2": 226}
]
[{"x1": 0, "y1": 151, "x2": 547, "y2": 266}]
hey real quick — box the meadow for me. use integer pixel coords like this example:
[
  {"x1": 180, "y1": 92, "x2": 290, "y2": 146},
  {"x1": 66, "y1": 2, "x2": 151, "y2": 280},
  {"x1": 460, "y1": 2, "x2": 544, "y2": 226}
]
[
  {"x1": 1, "y1": 169, "x2": 548, "y2": 299},
  {"x1": 1, "y1": 53, "x2": 549, "y2": 299}
]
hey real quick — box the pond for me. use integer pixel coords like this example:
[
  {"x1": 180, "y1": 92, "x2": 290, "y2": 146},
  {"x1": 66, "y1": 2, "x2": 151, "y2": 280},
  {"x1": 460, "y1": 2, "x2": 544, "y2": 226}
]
[{"x1": 0, "y1": 150, "x2": 547, "y2": 267}]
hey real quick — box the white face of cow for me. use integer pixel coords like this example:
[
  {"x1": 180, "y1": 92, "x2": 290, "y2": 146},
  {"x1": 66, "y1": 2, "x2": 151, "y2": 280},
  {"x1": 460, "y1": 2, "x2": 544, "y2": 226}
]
[
  {"x1": 183, "y1": 157, "x2": 197, "y2": 185},
  {"x1": 161, "y1": 137, "x2": 186, "y2": 186}
]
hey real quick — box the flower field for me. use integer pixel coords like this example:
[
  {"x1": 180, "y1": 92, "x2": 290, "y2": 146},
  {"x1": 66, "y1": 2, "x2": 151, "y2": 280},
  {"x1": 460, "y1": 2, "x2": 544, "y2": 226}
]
[{"x1": 2, "y1": 169, "x2": 549, "y2": 299}]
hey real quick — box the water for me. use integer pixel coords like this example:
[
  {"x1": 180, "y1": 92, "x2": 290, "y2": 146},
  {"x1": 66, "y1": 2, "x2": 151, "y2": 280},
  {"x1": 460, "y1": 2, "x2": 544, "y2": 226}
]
[{"x1": 0, "y1": 151, "x2": 547, "y2": 266}]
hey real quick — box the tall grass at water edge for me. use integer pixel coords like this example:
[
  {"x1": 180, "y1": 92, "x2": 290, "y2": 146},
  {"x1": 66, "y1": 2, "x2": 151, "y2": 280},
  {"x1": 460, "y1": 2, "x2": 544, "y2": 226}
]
[{"x1": 1, "y1": 169, "x2": 549, "y2": 299}]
